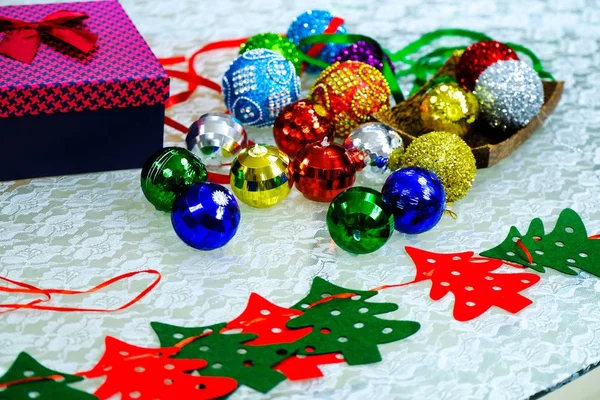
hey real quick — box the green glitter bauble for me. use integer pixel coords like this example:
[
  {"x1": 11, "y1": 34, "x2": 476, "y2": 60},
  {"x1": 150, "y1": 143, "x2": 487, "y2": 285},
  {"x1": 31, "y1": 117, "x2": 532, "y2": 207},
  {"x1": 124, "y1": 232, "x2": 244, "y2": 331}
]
[
  {"x1": 327, "y1": 187, "x2": 395, "y2": 254},
  {"x1": 140, "y1": 147, "x2": 208, "y2": 212},
  {"x1": 401, "y1": 131, "x2": 476, "y2": 203},
  {"x1": 240, "y1": 33, "x2": 302, "y2": 74}
]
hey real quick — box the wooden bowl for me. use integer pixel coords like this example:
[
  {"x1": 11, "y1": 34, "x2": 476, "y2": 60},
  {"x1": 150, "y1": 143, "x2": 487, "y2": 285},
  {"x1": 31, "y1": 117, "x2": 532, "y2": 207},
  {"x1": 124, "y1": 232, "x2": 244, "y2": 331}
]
[{"x1": 376, "y1": 54, "x2": 564, "y2": 168}]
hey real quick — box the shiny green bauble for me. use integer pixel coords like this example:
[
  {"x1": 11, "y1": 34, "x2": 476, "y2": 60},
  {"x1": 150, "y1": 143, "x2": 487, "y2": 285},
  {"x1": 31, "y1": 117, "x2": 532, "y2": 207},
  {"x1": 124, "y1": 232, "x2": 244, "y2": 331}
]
[
  {"x1": 326, "y1": 187, "x2": 395, "y2": 254},
  {"x1": 240, "y1": 33, "x2": 303, "y2": 74},
  {"x1": 140, "y1": 147, "x2": 208, "y2": 212}
]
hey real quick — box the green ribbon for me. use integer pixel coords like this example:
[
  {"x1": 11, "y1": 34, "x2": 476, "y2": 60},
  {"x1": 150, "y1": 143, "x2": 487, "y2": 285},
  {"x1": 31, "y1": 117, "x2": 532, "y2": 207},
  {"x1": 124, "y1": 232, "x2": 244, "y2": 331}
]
[
  {"x1": 389, "y1": 29, "x2": 493, "y2": 65},
  {"x1": 392, "y1": 29, "x2": 556, "y2": 94},
  {"x1": 298, "y1": 29, "x2": 555, "y2": 103},
  {"x1": 404, "y1": 46, "x2": 465, "y2": 95},
  {"x1": 298, "y1": 33, "x2": 405, "y2": 103}
]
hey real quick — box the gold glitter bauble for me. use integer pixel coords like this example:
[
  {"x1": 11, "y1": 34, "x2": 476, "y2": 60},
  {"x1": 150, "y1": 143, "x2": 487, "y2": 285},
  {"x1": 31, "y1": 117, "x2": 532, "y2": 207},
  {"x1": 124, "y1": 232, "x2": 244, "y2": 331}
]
[
  {"x1": 230, "y1": 144, "x2": 292, "y2": 208},
  {"x1": 309, "y1": 61, "x2": 391, "y2": 138},
  {"x1": 386, "y1": 146, "x2": 405, "y2": 172},
  {"x1": 402, "y1": 131, "x2": 476, "y2": 202},
  {"x1": 420, "y1": 82, "x2": 479, "y2": 138}
]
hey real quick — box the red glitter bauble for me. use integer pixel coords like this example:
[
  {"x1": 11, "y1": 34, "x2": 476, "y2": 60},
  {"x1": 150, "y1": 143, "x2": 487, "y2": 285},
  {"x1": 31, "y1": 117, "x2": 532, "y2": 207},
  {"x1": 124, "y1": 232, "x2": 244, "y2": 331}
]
[
  {"x1": 292, "y1": 137, "x2": 356, "y2": 202},
  {"x1": 456, "y1": 41, "x2": 519, "y2": 91},
  {"x1": 273, "y1": 99, "x2": 335, "y2": 158},
  {"x1": 310, "y1": 61, "x2": 391, "y2": 138}
]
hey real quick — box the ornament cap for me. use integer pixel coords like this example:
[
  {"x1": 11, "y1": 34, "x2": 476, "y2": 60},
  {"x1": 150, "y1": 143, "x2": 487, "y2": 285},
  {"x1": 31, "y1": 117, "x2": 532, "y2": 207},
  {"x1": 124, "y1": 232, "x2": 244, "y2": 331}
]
[{"x1": 249, "y1": 144, "x2": 268, "y2": 157}]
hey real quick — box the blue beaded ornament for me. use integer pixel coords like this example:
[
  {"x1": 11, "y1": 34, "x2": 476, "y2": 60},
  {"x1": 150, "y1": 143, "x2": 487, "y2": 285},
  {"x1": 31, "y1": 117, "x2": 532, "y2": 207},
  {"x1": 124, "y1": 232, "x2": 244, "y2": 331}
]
[
  {"x1": 222, "y1": 49, "x2": 301, "y2": 128},
  {"x1": 287, "y1": 10, "x2": 347, "y2": 73},
  {"x1": 171, "y1": 182, "x2": 241, "y2": 250},
  {"x1": 381, "y1": 167, "x2": 446, "y2": 234}
]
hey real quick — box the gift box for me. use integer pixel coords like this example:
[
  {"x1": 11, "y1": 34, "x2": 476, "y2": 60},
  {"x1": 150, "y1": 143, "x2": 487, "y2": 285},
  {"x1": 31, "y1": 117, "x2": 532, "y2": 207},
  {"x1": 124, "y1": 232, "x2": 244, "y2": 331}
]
[{"x1": 0, "y1": 0, "x2": 169, "y2": 181}]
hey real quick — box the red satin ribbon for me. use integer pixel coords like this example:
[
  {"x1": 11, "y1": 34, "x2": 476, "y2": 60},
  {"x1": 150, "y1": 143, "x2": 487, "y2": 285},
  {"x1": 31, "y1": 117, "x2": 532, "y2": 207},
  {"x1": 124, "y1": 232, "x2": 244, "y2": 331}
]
[
  {"x1": 159, "y1": 37, "x2": 248, "y2": 130},
  {"x1": 0, "y1": 374, "x2": 65, "y2": 390},
  {"x1": 0, "y1": 270, "x2": 161, "y2": 313},
  {"x1": 305, "y1": 16, "x2": 345, "y2": 59},
  {"x1": 516, "y1": 239, "x2": 534, "y2": 264},
  {"x1": 300, "y1": 16, "x2": 344, "y2": 74},
  {"x1": 0, "y1": 10, "x2": 98, "y2": 64},
  {"x1": 159, "y1": 38, "x2": 254, "y2": 185}
]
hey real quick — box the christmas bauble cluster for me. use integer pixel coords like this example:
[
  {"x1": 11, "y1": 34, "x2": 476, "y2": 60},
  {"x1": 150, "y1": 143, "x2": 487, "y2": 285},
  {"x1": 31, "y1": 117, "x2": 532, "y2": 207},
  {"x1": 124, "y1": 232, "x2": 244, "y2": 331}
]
[
  {"x1": 419, "y1": 41, "x2": 543, "y2": 135},
  {"x1": 323, "y1": 127, "x2": 479, "y2": 254},
  {"x1": 141, "y1": 13, "x2": 553, "y2": 255},
  {"x1": 455, "y1": 40, "x2": 544, "y2": 131},
  {"x1": 224, "y1": 10, "x2": 393, "y2": 134},
  {"x1": 141, "y1": 119, "x2": 243, "y2": 251}
]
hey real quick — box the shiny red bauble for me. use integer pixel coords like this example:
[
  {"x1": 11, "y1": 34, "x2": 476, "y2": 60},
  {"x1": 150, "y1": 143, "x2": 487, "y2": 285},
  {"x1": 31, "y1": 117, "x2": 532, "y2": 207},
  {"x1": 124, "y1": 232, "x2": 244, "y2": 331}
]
[
  {"x1": 456, "y1": 40, "x2": 519, "y2": 90},
  {"x1": 292, "y1": 138, "x2": 356, "y2": 202},
  {"x1": 273, "y1": 99, "x2": 335, "y2": 158}
]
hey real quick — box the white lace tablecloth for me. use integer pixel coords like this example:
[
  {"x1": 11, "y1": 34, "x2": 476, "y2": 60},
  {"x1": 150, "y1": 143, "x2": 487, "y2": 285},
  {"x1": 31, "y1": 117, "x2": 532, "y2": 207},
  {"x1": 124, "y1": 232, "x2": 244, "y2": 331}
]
[{"x1": 1, "y1": 0, "x2": 600, "y2": 399}]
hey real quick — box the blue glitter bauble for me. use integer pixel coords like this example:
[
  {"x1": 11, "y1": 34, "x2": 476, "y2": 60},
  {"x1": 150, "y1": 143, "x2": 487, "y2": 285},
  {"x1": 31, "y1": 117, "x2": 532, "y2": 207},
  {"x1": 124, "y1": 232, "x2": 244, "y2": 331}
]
[
  {"x1": 171, "y1": 182, "x2": 241, "y2": 251},
  {"x1": 381, "y1": 167, "x2": 446, "y2": 234},
  {"x1": 222, "y1": 49, "x2": 301, "y2": 128},
  {"x1": 287, "y1": 10, "x2": 347, "y2": 73}
]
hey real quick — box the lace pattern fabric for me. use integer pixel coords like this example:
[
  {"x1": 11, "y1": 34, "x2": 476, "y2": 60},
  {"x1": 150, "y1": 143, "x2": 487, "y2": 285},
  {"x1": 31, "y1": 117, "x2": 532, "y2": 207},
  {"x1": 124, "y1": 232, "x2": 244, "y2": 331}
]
[{"x1": 1, "y1": 0, "x2": 599, "y2": 398}]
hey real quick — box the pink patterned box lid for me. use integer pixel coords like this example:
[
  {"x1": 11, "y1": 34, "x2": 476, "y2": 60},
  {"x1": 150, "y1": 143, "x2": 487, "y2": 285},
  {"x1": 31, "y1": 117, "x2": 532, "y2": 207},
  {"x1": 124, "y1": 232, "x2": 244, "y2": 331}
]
[{"x1": 0, "y1": 0, "x2": 169, "y2": 118}]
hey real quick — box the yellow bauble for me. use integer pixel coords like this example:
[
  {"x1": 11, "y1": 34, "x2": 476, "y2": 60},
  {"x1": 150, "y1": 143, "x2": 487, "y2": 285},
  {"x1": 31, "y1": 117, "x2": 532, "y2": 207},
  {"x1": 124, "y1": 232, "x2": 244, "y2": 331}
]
[
  {"x1": 402, "y1": 131, "x2": 476, "y2": 202},
  {"x1": 230, "y1": 144, "x2": 292, "y2": 208},
  {"x1": 420, "y1": 82, "x2": 479, "y2": 138}
]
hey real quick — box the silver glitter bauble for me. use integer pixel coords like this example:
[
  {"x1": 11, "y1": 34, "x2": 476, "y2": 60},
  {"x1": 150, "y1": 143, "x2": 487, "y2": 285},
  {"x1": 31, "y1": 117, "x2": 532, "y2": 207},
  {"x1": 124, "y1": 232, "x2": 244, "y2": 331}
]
[
  {"x1": 474, "y1": 60, "x2": 544, "y2": 131},
  {"x1": 344, "y1": 122, "x2": 404, "y2": 173},
  {"x1": 186, "y1": 112, "x2": 248, "y2": 158}
]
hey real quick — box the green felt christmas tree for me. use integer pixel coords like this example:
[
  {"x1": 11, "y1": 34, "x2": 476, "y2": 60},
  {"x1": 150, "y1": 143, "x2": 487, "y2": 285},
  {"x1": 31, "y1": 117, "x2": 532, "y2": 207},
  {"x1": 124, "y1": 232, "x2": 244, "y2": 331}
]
[
  {"x1": 287, "y1": 277, "x2": 420, "y2": 365},
  {"x1": 0, "y1": 352, "x2": 97, "y2": 400},
  {"x1": 151, "y1": 321, "x2": 297, "y2": 394},
  {"x1": 481, "y1": 208, "x2": 600, "y2": 277}
]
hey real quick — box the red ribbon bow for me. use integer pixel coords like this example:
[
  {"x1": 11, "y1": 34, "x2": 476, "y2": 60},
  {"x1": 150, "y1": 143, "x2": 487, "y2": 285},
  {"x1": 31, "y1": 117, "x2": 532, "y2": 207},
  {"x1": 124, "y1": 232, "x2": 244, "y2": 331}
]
[{"x1": 0, "y1": 10, "x2": 98, "y2": 64}]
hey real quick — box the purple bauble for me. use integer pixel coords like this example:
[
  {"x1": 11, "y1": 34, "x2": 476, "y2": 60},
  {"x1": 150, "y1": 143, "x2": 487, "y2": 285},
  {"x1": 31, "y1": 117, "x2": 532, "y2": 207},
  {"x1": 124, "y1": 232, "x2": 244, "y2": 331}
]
[{"x1": 332, "y1": 40, "x2": 395, "y2": 73}]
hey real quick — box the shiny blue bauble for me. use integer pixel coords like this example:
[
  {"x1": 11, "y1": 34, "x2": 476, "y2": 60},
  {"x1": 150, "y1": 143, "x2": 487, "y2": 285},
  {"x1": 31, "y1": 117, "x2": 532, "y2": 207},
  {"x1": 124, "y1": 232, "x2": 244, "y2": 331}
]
[
  {"x1": 222, "y1": 49, "x2": 301, "y2": 127},
  {"x1": 381, "y1": 167, "x2": 446, "y2": 234},
  {"x1": 287, "y1": 10, "x2": 347, "y2": 73},
  {"x1": 171, "y1": 182, "x2": 241, "y2": 250}
]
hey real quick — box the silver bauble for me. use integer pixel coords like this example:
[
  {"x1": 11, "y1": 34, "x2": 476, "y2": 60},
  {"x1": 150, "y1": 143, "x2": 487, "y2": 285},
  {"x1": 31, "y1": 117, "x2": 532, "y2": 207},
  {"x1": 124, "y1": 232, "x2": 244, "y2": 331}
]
[
  {"x1": 344, "y1": 122, "x2": 404, "y2": 173},
  {"x1": 474, "y1": 60, "x2": 544, "y2": 131},
  {"x1": 186, "y1": 112, "x2": 248, "y2": 158}
]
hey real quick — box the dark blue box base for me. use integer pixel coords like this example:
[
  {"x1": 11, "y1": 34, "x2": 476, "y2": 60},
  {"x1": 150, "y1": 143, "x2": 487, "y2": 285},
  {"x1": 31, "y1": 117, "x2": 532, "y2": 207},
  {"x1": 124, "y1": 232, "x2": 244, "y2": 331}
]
[{"x1": 0, "y1": 105, "x2": 165, "y2": 181}]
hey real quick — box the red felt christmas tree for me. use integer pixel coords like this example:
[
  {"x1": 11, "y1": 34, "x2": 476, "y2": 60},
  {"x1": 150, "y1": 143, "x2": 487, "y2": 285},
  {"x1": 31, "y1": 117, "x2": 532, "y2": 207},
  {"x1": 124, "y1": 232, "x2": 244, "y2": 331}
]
[
  {"x1": 80, "y1": 336, "x2": 237, "y2": 400},
  {"x1": 225, "y1": 292, "x2": 345, "y2": 380},
  {"x1": 274, "y1": 353, "x2": 345, "y2": 381},
  {"x1": 225, "y1": 292, "x2": 311, "y2": 345},
  {"x1": 405, "y1": 247, "x2": 541, "y2": 321}
]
